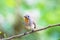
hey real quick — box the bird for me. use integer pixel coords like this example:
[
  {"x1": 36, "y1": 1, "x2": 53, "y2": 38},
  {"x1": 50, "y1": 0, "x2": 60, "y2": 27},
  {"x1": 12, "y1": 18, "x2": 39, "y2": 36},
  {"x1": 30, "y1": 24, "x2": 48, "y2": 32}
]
[{"x1": 24, "y1": 15, "x2": 36, "y2": 33}]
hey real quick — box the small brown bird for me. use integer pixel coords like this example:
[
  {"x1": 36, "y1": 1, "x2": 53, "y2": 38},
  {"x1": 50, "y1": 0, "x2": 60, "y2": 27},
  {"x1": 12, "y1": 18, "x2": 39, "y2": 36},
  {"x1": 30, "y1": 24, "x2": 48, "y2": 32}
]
[{"x1": 24, "y1": 15, "x2": 36, "y2": 32}]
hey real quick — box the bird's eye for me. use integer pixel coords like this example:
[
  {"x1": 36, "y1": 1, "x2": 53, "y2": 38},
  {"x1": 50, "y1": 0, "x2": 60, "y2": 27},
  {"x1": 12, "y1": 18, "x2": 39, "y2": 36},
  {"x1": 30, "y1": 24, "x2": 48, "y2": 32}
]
[{"x1": 28, "y1": 16, "x2": 29, "y2": 17}]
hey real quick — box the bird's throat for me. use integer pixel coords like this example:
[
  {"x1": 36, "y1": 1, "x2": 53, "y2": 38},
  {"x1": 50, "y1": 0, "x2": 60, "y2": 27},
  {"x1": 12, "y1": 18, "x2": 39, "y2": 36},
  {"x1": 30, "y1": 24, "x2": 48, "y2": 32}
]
[{"x1": 25, "y1": 18, "x2": 29, "y2": 23}]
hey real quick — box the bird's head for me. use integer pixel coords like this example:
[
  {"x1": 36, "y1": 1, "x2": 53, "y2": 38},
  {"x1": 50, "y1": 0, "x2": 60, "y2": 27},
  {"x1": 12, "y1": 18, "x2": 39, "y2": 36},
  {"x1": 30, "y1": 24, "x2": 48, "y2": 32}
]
[
  {"x1": 24, "y1": 15, "x2": 30, "y2": 23},
  {"x1": 24, "y1": 15, "x2": 29, "y2": 19}
]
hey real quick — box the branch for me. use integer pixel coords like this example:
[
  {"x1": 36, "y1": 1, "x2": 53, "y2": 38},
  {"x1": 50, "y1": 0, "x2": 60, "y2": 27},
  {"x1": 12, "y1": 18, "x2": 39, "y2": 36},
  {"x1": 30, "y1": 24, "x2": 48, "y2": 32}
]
[{"x1": 1, "y1": 24, "x2": 60, "y2": 40}]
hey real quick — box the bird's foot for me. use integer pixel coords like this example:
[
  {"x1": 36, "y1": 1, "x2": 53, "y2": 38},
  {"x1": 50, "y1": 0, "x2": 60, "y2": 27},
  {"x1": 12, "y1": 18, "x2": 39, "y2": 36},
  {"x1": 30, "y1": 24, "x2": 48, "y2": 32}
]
[
  {"x1": 24, "y1": 32, "x2": 27, "y2": 35},
  {"x1": 34, "y1": 27, "x2": 36, "y2": 28},
  {"x1": 32, "y1": 30, "x2": 35, "y2": 32}
]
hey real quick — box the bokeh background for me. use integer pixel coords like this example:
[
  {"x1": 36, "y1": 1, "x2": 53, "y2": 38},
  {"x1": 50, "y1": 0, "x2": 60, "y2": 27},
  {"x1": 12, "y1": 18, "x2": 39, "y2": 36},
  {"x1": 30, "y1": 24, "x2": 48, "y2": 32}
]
[{"x1": 0, "y1": 0, "x2": 60, "y2": 40}]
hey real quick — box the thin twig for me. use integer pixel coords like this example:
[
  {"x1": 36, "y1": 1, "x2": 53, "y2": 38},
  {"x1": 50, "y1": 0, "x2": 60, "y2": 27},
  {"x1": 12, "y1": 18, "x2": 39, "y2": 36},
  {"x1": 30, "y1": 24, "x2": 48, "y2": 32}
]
[{"x1": 1, "y1": 24, "x2": 60, "y2": 40}]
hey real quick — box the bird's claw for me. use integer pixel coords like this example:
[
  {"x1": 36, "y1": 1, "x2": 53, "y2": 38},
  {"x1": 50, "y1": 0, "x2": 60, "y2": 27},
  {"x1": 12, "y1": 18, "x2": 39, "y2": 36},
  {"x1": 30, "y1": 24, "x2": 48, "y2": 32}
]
[
  {"x1": 24, "y1": 32, "x2": 27, "y2": 35},
  {"x1": 32, "y1": 30, "x2": 35, "y2": 32}
]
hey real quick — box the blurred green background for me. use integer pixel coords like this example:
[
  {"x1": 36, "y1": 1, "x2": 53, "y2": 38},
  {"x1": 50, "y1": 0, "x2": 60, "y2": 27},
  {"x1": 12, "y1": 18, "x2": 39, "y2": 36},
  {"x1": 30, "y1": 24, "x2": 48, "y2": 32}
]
[{"x1": 0, "y1": 0, "x2": 60, "y2": 40}]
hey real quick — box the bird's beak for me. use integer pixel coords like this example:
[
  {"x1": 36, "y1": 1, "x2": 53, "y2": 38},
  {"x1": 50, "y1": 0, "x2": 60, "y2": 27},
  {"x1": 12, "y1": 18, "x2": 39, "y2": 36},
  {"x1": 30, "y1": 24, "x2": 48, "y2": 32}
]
[
  {"x1": 24, "y1": 16, "x2": 29, "y2": 22},
  {"x1": 24, "y1": 16, "x2": 28, "y2": 19}
]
